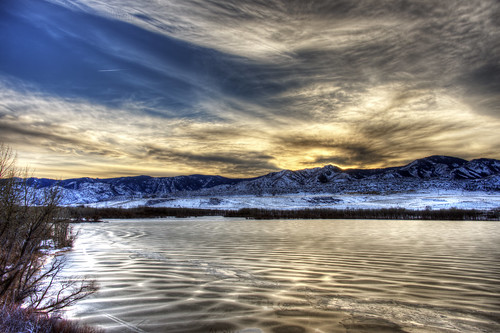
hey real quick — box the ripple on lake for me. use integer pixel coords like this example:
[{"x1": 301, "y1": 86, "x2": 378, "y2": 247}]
[{"x1": 64, "y1": 218, "x2": 500, "y2": 333}]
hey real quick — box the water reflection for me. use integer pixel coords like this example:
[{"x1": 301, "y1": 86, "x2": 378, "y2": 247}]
[{"x1": 65, "y1": 218, "x2": 500, "y2": 332}]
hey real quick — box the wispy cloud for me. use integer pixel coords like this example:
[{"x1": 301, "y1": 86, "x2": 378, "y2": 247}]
[
  {"x1": 97, "y1": 68, "x2": 126, "y2": 72},
  {"x1": 1, "y1": 0, "x2": 499, "y2": 178}
]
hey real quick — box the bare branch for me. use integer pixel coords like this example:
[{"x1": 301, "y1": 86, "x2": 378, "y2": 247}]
[{"x1": 0, "y1": 143, "x2": 97, "y2": 316}]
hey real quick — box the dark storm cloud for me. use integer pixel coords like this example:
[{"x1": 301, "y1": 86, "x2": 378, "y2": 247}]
[
  {"x1": 458, "y1": 64, "x2": 500, "y2": 117},
  {"x1": 145, "y1": 146, "x2": 278, "y2": 176},
  {"x1": 272, "y1": 134, "x2": 390, "y2": 167}
]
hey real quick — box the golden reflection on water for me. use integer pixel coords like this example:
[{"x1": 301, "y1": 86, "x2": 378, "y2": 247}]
[{"x1": 64, "y1": 218, "x2": 500, "y2": 333}]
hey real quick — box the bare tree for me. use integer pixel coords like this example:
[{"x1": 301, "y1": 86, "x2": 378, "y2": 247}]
[{"x1": 0, "y1": 143, "x2": 96, "y2": 313}]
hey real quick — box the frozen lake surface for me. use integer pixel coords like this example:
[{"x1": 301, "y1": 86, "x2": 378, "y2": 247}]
[{"x1": 65, "y1": 218, "x2": 500, "y2": 332}]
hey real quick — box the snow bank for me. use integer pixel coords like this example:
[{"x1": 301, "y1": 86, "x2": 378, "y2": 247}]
[{"x1": 87, "y1": 191, "x2": 500, "y2": 211}]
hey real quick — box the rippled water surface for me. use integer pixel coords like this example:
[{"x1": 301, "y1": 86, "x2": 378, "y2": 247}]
[{"x1": 65, "y1": 218, "x2": 500, "y2": 332}]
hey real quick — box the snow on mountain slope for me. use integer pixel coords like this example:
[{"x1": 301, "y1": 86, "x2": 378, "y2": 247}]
[
  {"x1": 396, "y1": 155, "x2": 467, "y2": 178},
  {"x1": 452, "y1": 158, "x2": 500, "y2": 179},
  {"x1": 27, "y1": 156, "x2": 500, "y2": 205}
]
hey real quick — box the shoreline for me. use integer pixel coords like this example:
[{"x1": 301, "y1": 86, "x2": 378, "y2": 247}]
[{"x1": 66, "y1": 206, "x2": 500, "y2": 221}]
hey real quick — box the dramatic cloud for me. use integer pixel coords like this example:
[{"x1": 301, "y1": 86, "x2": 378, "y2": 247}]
[{"x1": 0, "y1": 0, "x2": 499, "y2": 178}]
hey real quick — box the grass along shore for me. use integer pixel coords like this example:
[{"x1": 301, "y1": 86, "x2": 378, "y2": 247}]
[{"x1": 0, "y1": 304, "x2": 102, "y2": 333}]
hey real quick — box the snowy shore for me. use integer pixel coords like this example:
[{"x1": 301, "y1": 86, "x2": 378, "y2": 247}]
[{"x1": 86, "y1": 190, "x2": 500, "y2": 211}]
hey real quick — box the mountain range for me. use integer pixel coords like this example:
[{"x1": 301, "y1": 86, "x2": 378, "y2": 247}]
[{"x1": 28, "y1": 155, "x2": 500, "y2": 205}]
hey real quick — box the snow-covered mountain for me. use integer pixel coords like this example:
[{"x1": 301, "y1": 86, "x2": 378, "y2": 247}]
[
  {"x1": 200, "y1": 156, "x2": 500, "y2": 196},
  {"x1": 28, "y1": 156, "x2": 500, "y2": 205},
  {"x1": 28, "y1": 174, "x2": 245, "y2": 204}
]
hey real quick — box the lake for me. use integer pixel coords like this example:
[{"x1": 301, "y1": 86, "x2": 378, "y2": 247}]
[{"x1": 64, "y1": 217, "x2": 500, "y2": 332}]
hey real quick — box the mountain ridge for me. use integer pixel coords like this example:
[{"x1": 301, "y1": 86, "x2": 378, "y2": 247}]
[{"x1": 28, "y1": 155, "x2": 500, "y2": 205}]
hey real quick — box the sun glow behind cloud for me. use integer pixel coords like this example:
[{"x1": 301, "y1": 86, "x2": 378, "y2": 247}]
[{"x1": 1, "y1": 0, "x2": 499, "y2": 178}]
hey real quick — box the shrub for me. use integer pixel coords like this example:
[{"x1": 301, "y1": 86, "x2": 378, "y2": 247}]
[{"x1": 0, "y1": 144, "x2": 97, "y2": 329}]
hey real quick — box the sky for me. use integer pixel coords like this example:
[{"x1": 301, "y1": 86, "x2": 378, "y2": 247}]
[{"x1": 1, "y1": 0, "x2": 499, "y2": 179}]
